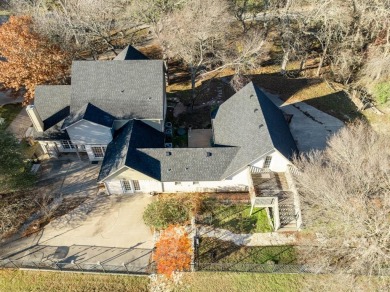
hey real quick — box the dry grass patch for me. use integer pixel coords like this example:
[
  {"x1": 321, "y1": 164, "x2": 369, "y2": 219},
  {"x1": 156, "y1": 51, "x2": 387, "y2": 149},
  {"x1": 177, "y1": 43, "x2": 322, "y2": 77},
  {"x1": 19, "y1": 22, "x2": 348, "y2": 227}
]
[
  {"x1": 363, "y1": 105, "x2": 390, "y2": 136},
  {"x1": 176, "y1": 273, "x2": 389, "y2": 292},
  {"x1": 0, "y1": 270, "x2": 149, "y2": 292}
]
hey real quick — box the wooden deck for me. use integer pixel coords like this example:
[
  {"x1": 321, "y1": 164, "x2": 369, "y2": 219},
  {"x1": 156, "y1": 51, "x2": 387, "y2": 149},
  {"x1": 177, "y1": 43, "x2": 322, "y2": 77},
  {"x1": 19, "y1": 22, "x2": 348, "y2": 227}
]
[{"x1": 251, "y1": 170, "x2": 297, "y2": 230}]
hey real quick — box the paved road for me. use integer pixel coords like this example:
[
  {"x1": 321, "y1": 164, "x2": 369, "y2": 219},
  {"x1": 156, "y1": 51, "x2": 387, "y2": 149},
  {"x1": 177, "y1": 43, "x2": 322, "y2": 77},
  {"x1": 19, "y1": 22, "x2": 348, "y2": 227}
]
[{"x1": 263, "y1": 89, "x2": 345, "y2": 153}]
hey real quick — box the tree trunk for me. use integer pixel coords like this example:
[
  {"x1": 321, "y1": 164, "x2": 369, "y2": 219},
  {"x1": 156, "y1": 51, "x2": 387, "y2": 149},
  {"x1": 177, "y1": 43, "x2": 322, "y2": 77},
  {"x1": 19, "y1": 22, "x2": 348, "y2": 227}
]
[
  {"x1": 281, "y1": 49, "x2": 290, "y2": 75},
  {"x1": 299, "y1": 54, "x2": 308, "y2": 74},
  {"x1": 316, "y1": 45, "x2": 328, "y2": 77},
  {"x1": 190, "y1": 66, "x2": 196, "y2": 112}
]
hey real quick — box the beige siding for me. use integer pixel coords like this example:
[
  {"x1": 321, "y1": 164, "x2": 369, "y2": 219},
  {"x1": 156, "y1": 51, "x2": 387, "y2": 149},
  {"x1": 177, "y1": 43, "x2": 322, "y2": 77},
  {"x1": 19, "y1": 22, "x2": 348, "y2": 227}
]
[{"x1": 112, "y1": 166, "x2": 157, "y2": 181}]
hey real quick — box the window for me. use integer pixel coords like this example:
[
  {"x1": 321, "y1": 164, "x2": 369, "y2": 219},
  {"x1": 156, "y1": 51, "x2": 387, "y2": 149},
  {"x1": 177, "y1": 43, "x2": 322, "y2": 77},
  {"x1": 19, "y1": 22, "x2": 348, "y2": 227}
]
[
  {"x1": 263, "y1": 156, "x2": 272, "y2": 168},
  {"x1": 175, "y1": 182, "x2": 182, "y2": 185},
  {"x1": 61, "y1": 140, "x2": 75, "y2": 149},
  {"x1": 133, "y1": 180, "x2": 140, "y2": 191},
  {"x1": 78, "y1": 144, "x2": 86, "y2": 151},
  {"x1": 121, "y1": 180, "x2": 132, "y2": 192},
  {"x1": 91, "y1": 146, "x2": 106, "y2": 158}
]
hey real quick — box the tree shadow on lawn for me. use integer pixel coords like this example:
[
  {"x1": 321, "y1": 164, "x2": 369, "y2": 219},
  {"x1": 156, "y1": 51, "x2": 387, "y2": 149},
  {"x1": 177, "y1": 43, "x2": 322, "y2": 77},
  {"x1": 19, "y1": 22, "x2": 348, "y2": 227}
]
[
  {"x1": 198, "y1": 237, "x2": 297, "y2": 267},
  {"x1": 169, "y1": 71, "x2": 366, "y2": 125}
]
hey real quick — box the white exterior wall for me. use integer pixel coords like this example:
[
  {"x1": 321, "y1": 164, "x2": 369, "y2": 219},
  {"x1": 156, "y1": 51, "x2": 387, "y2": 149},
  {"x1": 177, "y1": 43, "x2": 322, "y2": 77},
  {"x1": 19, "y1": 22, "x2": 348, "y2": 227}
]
[
  {"x1": 252, "y1": 151, "x2": 290, "y2": 172},
  {"x1": 162, "y1": 168, "x2": 249, "y2": 193},
  {"x1": 105, "y1": 179, "x2": 163, "y2": 195},
  {"x1": 86, "y1": 144, "x2": 108, "y2": 161},
  {"x1": 39, "y1": 140, "x2": 86, "y2": 156},
  {"x1": 104, "y1": 168, "x2": 250, "y2": 194}
]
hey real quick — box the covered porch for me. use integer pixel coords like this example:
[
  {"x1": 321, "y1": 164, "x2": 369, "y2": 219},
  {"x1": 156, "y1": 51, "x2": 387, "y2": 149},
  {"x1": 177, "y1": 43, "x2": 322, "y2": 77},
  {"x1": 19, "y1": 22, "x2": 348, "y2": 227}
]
[{"x1": 248, "y1": 166, "x2": 302, "y2": 231}]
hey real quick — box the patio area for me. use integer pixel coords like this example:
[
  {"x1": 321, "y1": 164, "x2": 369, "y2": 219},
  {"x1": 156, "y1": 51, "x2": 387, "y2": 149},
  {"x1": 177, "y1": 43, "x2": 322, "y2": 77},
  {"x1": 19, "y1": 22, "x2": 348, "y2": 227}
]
[{"x1": 188, "y1": 129, "x2": 213, "y2": 147}]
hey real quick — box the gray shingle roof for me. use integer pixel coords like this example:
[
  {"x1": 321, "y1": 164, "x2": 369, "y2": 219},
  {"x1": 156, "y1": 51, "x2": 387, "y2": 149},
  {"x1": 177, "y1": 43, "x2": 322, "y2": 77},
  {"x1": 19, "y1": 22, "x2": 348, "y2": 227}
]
[
  {"x1": 70, "y1": 60, "x2": 165, "y2": 120},
  {"x1": 98, "y1": 120, "x2": 239, "y2": 182},
  {"x1": 34, "y1": 85, "x2": 71, "y2": 130},
  {"x1": 98, "y1": 120, "x2": 165, "y2": 182},
  {"x1": 114, "y1": 45, "x2": 149, "y2": 60},
  {"x1": 135, "y1": 147, "x2": 239, "y2": 182},
  {"x1": 62, "y1": 103, "x2": 116, "y2": 129},
  {"x1": 212, "y1": 82, "x2": 298, "y2": 178}
]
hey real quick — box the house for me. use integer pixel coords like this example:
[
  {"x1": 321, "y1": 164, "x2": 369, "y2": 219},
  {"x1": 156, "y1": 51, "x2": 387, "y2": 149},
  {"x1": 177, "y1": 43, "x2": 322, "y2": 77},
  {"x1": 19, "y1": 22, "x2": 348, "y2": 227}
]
[{"x1": 27, "y1": 45, "x2": 298, "y2": 196}]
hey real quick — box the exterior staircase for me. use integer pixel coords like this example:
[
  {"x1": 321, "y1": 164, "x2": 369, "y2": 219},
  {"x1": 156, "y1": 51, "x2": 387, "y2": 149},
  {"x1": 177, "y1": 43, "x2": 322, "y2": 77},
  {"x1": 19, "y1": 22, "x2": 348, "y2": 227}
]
[
  {"x1": 278, "y1": 203, "x2": 297, "y2": 231},
  {"x1": 250, "y1": 167, "x2": 299, "y2": 232}
]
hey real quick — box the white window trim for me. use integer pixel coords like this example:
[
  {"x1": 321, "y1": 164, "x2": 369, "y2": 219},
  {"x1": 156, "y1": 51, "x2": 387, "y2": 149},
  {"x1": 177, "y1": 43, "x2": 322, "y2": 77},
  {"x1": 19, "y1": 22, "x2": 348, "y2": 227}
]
[
  {"x1": 121, "y1": 179, "x2": 133, "y2": 193},
  {"x1": 61, "y1": 140, "x2": 75, "y2": 149},
  {"x1": 263, "y1": 156, "x2": 272, "y2": 169},
  {"x1": 91, "y1": 146, "x2": 107, "y2": 158},
  {"x1": 120, "y1": 180, "x2": 141, "y2": 193}
]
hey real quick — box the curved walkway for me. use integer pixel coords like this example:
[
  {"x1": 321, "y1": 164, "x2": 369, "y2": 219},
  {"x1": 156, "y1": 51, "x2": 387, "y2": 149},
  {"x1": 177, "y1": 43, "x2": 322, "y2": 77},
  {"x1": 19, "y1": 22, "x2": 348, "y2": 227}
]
[{"x1": 198, "y1": 226, "x2": 297, "y2": 246}]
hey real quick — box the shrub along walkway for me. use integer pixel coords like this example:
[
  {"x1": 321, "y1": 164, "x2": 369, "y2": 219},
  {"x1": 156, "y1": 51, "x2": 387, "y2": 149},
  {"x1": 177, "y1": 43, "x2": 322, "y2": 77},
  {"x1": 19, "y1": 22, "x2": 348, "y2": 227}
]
[{"x1": 198, "y1": 226, "x2": 297, "y2": 246}]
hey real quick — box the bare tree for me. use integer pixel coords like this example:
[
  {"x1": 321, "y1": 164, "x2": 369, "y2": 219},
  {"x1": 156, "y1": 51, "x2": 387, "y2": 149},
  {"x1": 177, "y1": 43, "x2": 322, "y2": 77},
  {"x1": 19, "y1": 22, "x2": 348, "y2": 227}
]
[
  {"x1": 293, "y1": 121, "x2": 390, "y2": 276},
  {"x1": 158, "y1": 0, "x2": 231, "y2": 107},
  {"x1": 229, "y1": 0, "x2": 267, "y2": 33},
  {"x1": 10, "y1": 0, "x2": 140, "y2": 56}
]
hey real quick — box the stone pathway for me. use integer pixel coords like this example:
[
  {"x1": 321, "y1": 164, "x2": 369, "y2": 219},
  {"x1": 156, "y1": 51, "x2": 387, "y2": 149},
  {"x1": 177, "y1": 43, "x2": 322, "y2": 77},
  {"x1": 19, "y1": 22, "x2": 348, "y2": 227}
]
[{"x1": 198, "y1": 226, "x2": 297, "y2": 246}]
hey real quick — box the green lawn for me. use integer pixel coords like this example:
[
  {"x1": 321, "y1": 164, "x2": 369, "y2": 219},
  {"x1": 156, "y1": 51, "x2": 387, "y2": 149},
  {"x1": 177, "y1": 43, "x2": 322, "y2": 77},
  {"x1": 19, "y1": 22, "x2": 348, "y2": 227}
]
[
  {"x1": 0, "y1": 104, "x2": 22, "y2": 128},
  {"x1": 0, "y1": 270, "x2": 149, "y2": 292},
  {"x1": 198, "y1": 237, "x2": 296, "y2": 265},
  {"x1": 199, "y1": 202, "x2": 273, "y2": 233}
]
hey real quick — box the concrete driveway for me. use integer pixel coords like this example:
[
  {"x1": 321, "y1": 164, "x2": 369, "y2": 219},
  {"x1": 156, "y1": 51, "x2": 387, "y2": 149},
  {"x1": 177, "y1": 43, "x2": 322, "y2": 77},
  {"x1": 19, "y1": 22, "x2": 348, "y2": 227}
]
[
  {"x1": 264, "y1": 89, "x2": 345, "y2": 152},
  {"x1": 38, "y1": 193, "x2": 155, "y2": 249},
  {"x1": 1, "y1": 194, "x2": 156, "y2": 270},
  {"x1": 1, "y1": 157, "x2": 155, "y2": 271}
]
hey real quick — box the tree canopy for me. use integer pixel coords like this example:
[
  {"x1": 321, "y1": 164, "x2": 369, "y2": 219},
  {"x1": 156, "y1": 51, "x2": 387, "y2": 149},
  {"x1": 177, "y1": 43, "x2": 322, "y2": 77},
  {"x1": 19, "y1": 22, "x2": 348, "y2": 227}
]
[
  {"x1": 143, "y1": 198, "x2": 190, "y2": 230},
  {"x1": 0, "y1": 16, "x2": 71, "y2": 102},
  {"x1": 154, "y1": 225, "x2": 192, "y2": 277},
  {"x1": 294, "y1": 121, "x2": 390, "y2": 276},
  {"x1": 0, "y1": 127, "x2": 35, "y2": 193}
]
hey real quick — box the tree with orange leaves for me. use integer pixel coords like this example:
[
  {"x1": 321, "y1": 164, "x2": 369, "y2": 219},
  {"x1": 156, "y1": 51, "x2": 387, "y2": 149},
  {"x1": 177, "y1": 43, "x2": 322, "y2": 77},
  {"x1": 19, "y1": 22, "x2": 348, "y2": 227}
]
[
  {"x1": 0, "y1": 16, "x2": 71, "y2": 102},
  {"x1": 153, "y1": 225, "x2": 192, "y2": 277}
]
